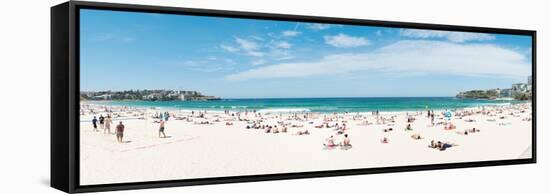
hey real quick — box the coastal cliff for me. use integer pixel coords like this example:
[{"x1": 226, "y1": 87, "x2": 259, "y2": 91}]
[{"x1": 456, "y1": 90, "x2": 499, "y2": 100}]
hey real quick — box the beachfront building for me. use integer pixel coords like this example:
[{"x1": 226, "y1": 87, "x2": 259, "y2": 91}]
[
  {"x1": 90, "y1": 94, "x2": 112, "y2": 100},
  {"x1": 142, "y1": 93, "x2": 163, "y2": 100},
  {"x1": 512, "y1": 83, "x2": 529, "y2": 93}
]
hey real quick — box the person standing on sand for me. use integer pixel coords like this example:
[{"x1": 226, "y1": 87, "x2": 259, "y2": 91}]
[
  {"x1": 159, "y1": 119, "x2": 166, "y2": 138},
  {"x1": 116, "y1": 121, "x2": 125, "y2": 143},
  {"x1": 92, "y1": 116, "x2": 98, "y2": 132},
  {"x1": 99, "y1": 115, "x2": 105, "y2": 129},
  {"x1": 104, "y1": 115, "x2": 113, "y2": 134}
]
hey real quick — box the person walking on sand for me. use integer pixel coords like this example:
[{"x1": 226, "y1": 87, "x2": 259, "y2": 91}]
[
  {"x1": 104, "y1": 115, "x2": 113, "y2": 134},
  {"x1": 99, "y1": 115, "x2": 105, "y2": 129},
  {"x1": 159, "y1": 119, "x2": 166, "y2": 138},
  {"x1": 92, "y1": 116, "x2": 98, "y2": 132},
  {"x1": 116, "y1": 121, "x2": 125, "y2": 143}
]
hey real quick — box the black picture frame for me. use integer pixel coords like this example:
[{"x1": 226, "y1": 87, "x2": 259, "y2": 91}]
[{"x1": 51, "y1": 1, "x2": 537, "y2": 193}]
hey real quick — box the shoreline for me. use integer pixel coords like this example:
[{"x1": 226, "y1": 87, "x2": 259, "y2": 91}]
[{"x1": 81, "y1": 99, "x2": 529, "y2": 115}]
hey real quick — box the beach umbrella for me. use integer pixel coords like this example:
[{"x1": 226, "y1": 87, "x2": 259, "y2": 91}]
[{"x1": 444, "y1": 111, "x2": 452, "y2": 121}]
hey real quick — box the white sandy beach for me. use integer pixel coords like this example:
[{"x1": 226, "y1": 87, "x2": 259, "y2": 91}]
[{"x1": 79, "y1": 103, "x2": 532, "y2": 185}]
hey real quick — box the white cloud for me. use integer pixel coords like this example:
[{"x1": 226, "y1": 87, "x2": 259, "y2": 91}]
[
  {"x1": 324, "y1": 33, "x2": 369, "y2": 48},
  {"x1": 180, "y1": 57, "x2": 236, "y2": 72},
  {"x1": 274, "y1": 41, "x2": 292, "y2": 49},
  {"x1": 246, "y1": 51, "x2": 265, "y2": 57},
  {"x1": 400, "y1": 29, "x2": 495, "y2": 43},
  {"x1": 268, "y1": 49, "x2": 294, "y2": 60},
  {"x1": 306, "y1": 24, "x2": 331, "y2": 30},
  {"x1": 234, "y1": 37, "x2": 264, "y2": 57},
  {"x1": 220, "y1": 44, "x2": 239, "y2": 52},
  {"x1": 235, "y1": 37, "x2": 259, "y2": 51},
  {"x1": 226, "y1": 40, "x2": 530, "y2": 81},
  {"x1": 282, "y1": 30, "x2": 301, "y2": 37},
  {"x1": 251, "y1": 59, "x2": 267, "y2": 66}
]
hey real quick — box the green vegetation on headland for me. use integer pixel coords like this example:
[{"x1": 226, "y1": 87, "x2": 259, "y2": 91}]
[
  {"x1": 512, "y1": 92, "x2": 531, "y2": 101},
  {"x1": 456, "y1": 90, "x2": 499, "y2": 99},
  {"x1": 80, "y1": 90, "x2": 221, "y2": 101}
]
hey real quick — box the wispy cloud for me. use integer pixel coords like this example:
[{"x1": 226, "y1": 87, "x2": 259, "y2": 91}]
[
  {"x1": 235, "y1": 38, "x2": 259, "y2": 50},
  {"x1": 274, "y1": 41, "x2": 292, "y2": 49},
  {"x1": 226, "y1": 40, "x2": 530, "y2": 81},
  {"x1": 220, "y1": 44, "x2": 240, "y2": 52},
  {"x1": 179, "y1": 57, "x2": 235, "y2": 72},
  {"x1": 324, "y1": 33, "x2": 369, "y2": 48},
  {"x1": 400, "y1": 29, "x2": 495, "y2": 43},
  {"x1": 233, "y1": 37, "x2": 265, "y2": 57},
  {"x1": 306, "y1": 24, "x2": 332, "y2": 30},
  {"x1": 282, "y1": 30, "x2": 301, "y2": 37},
  {"x1": 251, "y1": 59, "x2": 267, "y2": 66}
]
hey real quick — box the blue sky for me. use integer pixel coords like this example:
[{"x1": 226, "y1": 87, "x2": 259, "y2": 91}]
[{"x1": 80, "y1": 9, "x2": 532, "y2": 98}]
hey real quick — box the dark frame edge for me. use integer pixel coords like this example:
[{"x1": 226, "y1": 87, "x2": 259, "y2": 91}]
[{"x1": 51, "y1": 1, "x2": 72, "y2": 193}]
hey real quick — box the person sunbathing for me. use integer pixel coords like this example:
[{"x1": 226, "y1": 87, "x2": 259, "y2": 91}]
[
  {"x1": 438, "y1": 142, "x2": 458, "y2": 151},
  {"x1": 340, "y1": 134, "x2": 352, "y2": 150},
  {"x1": 281, "y1": 126, "x2": 288, "y2": 133},
  {"x1": 380, "y1": 137, "x2": 389, "y2": 144},
  {"x1": 429, "y1": 140, "x2": 437, "y2": 148},
  {"x1": 411, "y1": 133, "x2": 423, "y2": 140},
  {"x1": 467, "y1": 128, "x2": 480, "y2": 133},
  {"x1": 295, "y1": 130, "x2": 310, "y2": 135},
  {"x1": 429, "y1": 140, "x2": 457, "y2": 151},
  {"x1": 272, "y1": 126, "x2": 279, "y2": 133},
  {"x1": 444, "y1": 122, "x2": 456, "y2": 130},
  {"x1": 405, "y1": 124, "x2": 413, "y2": 131},
  {"x1": 324, "y1": 136, "x2": 336, "y2": 147},
  {"x1": 342, "y1": 134, "x2": 351, "y2": 146},
  {"x1": 225, "y1": 122, "x2": 233, "y2": 126}
]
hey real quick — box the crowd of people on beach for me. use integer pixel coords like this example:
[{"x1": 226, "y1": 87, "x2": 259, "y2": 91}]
[{"x1": 81, "y1": 103, "x2": 532, "y2": 151}]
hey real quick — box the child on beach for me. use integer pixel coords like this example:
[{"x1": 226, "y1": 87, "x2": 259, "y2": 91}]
[
  {"x1": 92, "y1": 116, "x2": 98, "y2": 132},
  {"x1": 116, "y1": 121, "x2": 125, "y2": 143}
]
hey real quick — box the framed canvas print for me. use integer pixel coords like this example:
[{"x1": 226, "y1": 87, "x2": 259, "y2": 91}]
[{"x1": 51, "y1": 1, "x2": 536, "y2": 193}]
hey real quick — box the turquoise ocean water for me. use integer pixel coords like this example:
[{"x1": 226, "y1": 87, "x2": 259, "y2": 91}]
[{"x1": 86, "y1": 97, "x2": 521, "y2": 113}]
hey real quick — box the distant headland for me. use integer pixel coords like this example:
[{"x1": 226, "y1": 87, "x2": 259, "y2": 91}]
[
  {"x1": 80, "y1": 90, "x2": 221, "y2": 101},
  {"x1": 457, "y1": 76, "x2": 532, "y2": 101}
]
